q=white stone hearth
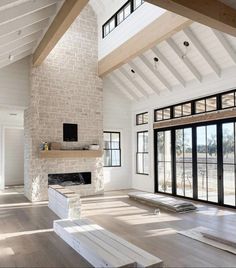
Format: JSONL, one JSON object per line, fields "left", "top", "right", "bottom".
{"left": 24, "top": 4, "right": 103, "bottom": 202}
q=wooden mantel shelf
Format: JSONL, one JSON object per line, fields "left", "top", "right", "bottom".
{"left": 39, "top": 150, "right": 102, "bottom": 159}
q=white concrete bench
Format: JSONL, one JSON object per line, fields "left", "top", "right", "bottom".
{"left": 54, "top": 218, "right": 163, "bottom": 268}
{"left": 48, "top": 185, "right": 81, "bottom": 219}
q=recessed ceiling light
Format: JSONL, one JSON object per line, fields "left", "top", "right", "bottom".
{"left": 9, "top": 54, "right": 14, "bottom": 61}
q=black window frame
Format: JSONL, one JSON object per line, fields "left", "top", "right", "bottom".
{"left": 154, "top": 89, "right": 236, "bottom": 123}
{"left": 136, "top": 112, "right": 148, "bottom": 125}
{"left": 103, "top": 131, "right": 121, "bottom": 167}
{"left": 136, "top": 131, "right": 149, "bottom": 175}
{"left": 102, "top": 0, "right": 144, "bottom": 38}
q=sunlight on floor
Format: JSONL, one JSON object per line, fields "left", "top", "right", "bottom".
{"left": 196, "top": 208, "right": 235, "bottom": 216}
{"left": 145, "top": 228, "right": 177, "bottom": 237}
{"left": 0, "top": 247, "right": 14, "bottom": 256}
{"left": 82, "top": 195, "right": 128, "bottom": 201}
{"left": 0, "top": 201, "right": 48, "bottom": 208}
{"left": 116, "top": 213, "right": 181, "bottom": 225}
{"left": 82, "top": 200, "right": 130, "bottom": 210}
{"left": 0, "top": 228, "right": 53, "bottom": 240}
{"left": 83, "top": 206, "right": 148, "bottom": 217}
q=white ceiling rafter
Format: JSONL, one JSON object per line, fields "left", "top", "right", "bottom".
{"left": 0, "top": 5, "right": 57, "bottom": 37}
{"left": 107, "top": 75, "right": 135, "bottom": 101}
{"left": 112, "top": 71, "right": 140, "bottom": 101}
{"left": 212, "top": 29, "right": 236, "bottom": 64}
{"left": 129, "top": 61, "right": 161, "bottom": 95}
{"left": 0, "top": 49, "right": 33, "bottom": 69}
{"left": 166, "top": 38, "right": 202, "bottom": 82}
{"left": 151, "top": 47, "right": 186, "bottom": 87}
{"left": 0, "top": 0, "right": 58, "bottom": 25}
{"left": 0, "top": 41, "right": 37, "bottom": 62}
{"left": 183, "top": 28, "right": 221, "bottom": 77}
{"left": 0, "top": 31, "right": 43, "bottom": 56}
{"left": 0, "top": 19, "right": 50, "bottom": 48}
{"left": 139, "top": 54, "right": 172, "bottom": 91}
{"left": 119, "top": 67, "right": 150, "bottom": 98}
{"left": 0, "top": 0, "right": 63, "bottom": 69}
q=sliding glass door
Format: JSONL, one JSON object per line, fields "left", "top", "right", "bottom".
{"left": 222, "top": 123, "right": 236, "bottom": 206}
{"left": 155, "top": 120, "right": 236, "bottom": 208}
{"left": 196, "top": 125, "right": 218, "bottom": 203}
{"left": 175, "top": 128, "right": 193, "bottom": 198}
{"left": 157, "top": 130, "right": 172, "bottom": 194}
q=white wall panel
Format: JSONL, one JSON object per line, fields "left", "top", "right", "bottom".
{"left": 0, "top": 57, "right": 30, "bottom": 108}
{"left": 103, "top": 79, "right": 132, "bottom": 191}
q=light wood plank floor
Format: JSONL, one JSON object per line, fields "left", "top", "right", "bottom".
{"left": 1, "top": 188, "right": 236, "bottom": 267}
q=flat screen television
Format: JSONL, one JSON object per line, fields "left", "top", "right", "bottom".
{"left": 63, "top": 123, "right": 78, "bottom": 142}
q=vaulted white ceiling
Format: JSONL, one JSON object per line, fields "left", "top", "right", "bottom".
{"left": 105, "top": 21, "right": 236, "bottom": 101}
{"left": 0, "top": 0, "right": 64, "bottom": 69}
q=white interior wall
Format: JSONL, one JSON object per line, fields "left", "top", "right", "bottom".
{"left": 4, "top": 128, "right": 24, "bottom": 186}
{"left": 93, "top": 1, "right": 165, "bottom": 59}
{"left": 0, "top": 111, "right": 24, "bottom": 189}
{"left": 103, "top": 80, "right": 132, "bottom": 191}
{"left": 0, "top": 57, "right": 28, "bottom": 189}
{"left": 0, "top": 57, "right": 30, "bottom": 109}
{"left": 131, "top": 65, "right": 236, "bottom": 193}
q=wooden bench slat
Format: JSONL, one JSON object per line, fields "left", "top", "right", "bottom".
{"left": 75, "top": 219, "right": 163, "bottom": 268}
{"left": 54, "top": 220, "right": 136, "bottom": 268}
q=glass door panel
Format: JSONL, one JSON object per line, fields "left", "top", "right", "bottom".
{"left": 175, "top": 128, "right": 193, "bottom": 198}
{"left": 197, "top": 125, "right": 218, "bottom": 202}
{"left": 222, "top": 123, "right": 236, "bottom": 206}
{"left": 157, "top": 130, "right": 172, "bottom": 193}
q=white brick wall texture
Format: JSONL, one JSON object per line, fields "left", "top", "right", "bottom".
{"left": 24, "top": 4, "right": 103, "bottom": 202}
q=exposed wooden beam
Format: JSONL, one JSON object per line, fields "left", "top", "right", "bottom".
{"left": 146, "top": 0, "right": 236, "bottom": 37}
{"left": 0, "top": 5, "right": 57, "bottom": 37}
{"left": 139, "top": 54, "right": 172, "bottom": 91}
{"left": 129, "top": 62, "right": 160, "bottom": 95}
{"left": 183, "top": 28, "right": 221, "bottom": 77}
{"left": 154, "top": 108, "right": 236, "bottom": 129}
{"left": 151, "top": 47, "right": 186, "bottom": 87}
{"left": 119, "top": 67, "right": 150, "bottom": 98}
{"left": 108, "top": 75, "right": 136, "bottom": 101}
{"left": 0, "top": 19, "right": 50, "bottom": 48}
{"left": 212, "top": 29, "right": 236, "bottom": 64}
{"left": 166, "top": 38, "right": 202, "bottom": 82}
{"left": 98, "top": 12, "right": 192, "bottom": 77}
{"left": 112, "top": 72, "right": 140, "bottom": 101}
{"left": 33, "top": 0, "right": 89, "bottom": 66}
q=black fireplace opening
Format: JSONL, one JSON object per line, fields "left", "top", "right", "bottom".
{"left": 48, "top": 172, "right": 91, "bottom": 186}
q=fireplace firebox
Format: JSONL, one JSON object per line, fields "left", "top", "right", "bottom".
{"left": 48, "top": 172, "right": 91, "bottom": 186}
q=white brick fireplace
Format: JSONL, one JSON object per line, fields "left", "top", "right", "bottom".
{"left": 24, "top": 4, "right": 104, "bottom": 202}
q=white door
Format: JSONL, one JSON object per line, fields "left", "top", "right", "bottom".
{"left": 4, "top": 128, "right": 24, "bottom": 186}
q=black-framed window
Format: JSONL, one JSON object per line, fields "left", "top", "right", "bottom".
{"left": 195, "top": 96, "right": 217, "bottom": 114}
{"left": 103, "top": 132, "right": 121, "bottom": 167}
{"left": 174, "top": 102, "right": 192, "bottom": 118}
{"left": 102, "top": 0, "right": 144, "bottom": 38}
{"left": 137, "top": 131, "right": 149, "bottom": 175}
{"left": 155, "top": 108, "right": 171, "bottom": 121}
{"left": 154, "top": 89, "right": 236, "bottom": 123}
{"left": 136, "top": 112, "right": 148, "bottom": 125}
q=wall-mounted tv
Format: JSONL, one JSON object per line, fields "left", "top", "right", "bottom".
{"left": 63, "top": 123, "right": 78, "bottom": 142}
